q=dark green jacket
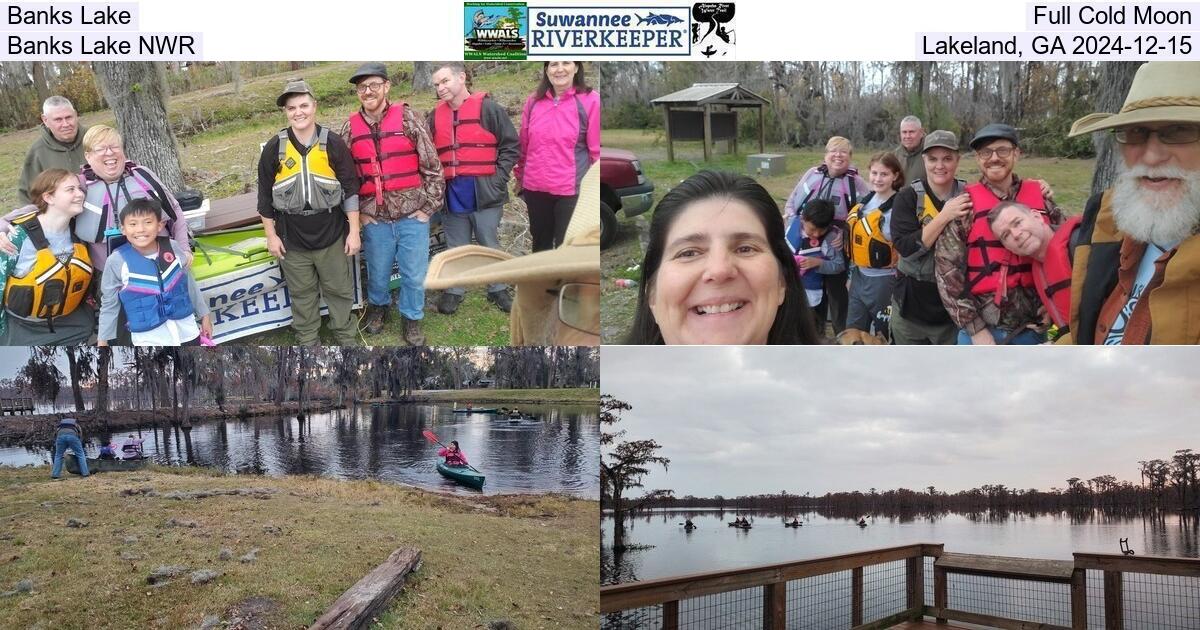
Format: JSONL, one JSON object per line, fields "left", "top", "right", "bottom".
{"left": 19, "top": 124, "right": 89, "bottom": 204}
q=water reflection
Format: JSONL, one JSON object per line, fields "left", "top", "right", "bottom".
{"left": 1, "top": 404, "right": 599, "bottom": 496}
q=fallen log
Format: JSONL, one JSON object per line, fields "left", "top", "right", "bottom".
{"left": 309, "top": 546, "right": 422, "bottom": 630}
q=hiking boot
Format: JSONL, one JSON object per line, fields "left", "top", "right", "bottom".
{"left": 402, "top": 317, "right": 426, "bottom": 346}
{"left": 487, "top": 289, "right": 513, "bottom": 313}
{"left": 437, "top": 292, "right": 464, "bottom": 315}
{"left": 363, "top": 304, "right": 388, "bottom": 335}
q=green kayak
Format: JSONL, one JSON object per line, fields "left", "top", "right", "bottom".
{"left": 437, "top": 461, "right": 485, "bottom": 489}
{"left": 190, "top": 226, "right": 275, "bottom": 282}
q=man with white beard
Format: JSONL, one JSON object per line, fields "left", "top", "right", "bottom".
{"left": 1064, "top": 61, "right": 1200, "bottom": 344}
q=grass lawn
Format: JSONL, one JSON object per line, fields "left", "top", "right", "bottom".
{"left": 0, "top": 466, "right": 598, "bottom": 629}
{"left": 600, "top": 128, "right": 1098, "bottom": 343}
{"left": 0, "top": 61, "right": 549, "bottom": 346}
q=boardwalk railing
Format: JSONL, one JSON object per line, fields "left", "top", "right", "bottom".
{"left": 600, "top": 544, "right": 1200, "bottom": 630}
{"left": 0, "top": 397, "right": 35, "bottom": 416}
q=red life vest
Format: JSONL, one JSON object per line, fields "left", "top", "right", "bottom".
{"left": 1032, "top": 215, "right": 1081, "bottom": 329}
{"left": 348, "top": 103, "right": 421, "bottom": 204}
{"left": 433, "top": 92, "right": 498, "bottom": 179}
{"left": 963, "top": 180, "right": 1047, "bottom": 302}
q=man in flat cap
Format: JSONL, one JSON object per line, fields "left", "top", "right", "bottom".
{"left": 1064, "top": 61, "right": 1200, "bottom": 344}
{"left": 934, "top": 123, "right": 1061, "bottom": 344}
{"left": 340, "top": 63, "right": 445, "bottom": 345}
{"left": 257, "top": 78, "right": 362, "bottom": 346}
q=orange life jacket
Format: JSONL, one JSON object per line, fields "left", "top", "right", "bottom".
{"left": 963, "top": 180, "right": 1047, "bottom": 302}
{"left": 1032, "top": 215, "right": 1081, "bottom": 329}
{"left": 433, "top": 92, "right": 498, "bottom": 179}
{"left": 348, "top": 103, "right": 421, "bottom": 204}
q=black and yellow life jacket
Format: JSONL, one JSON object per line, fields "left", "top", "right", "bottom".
{"left": 2, "top": 214, "right": 93, "bottom": 331}
{"left": 846, "top": 192, "right": 897, "bottom": 269}
{"left": 272, "top": 127, "right": 344, "bottom": 215}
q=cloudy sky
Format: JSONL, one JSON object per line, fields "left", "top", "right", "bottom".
{"left": 602, "top": 347, "right": 1200, "bottom": 498}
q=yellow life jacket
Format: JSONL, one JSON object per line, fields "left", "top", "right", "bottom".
{"left": 2, "top": 214, "right": 93, "bottom": 329}
{"left": 271, "top": 127, "right": 344, "bottom": 215}
{"left": 846, "top": 193, "right": 897, "bottom": 269}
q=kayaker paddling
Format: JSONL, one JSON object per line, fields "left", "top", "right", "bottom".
{"left": 438, "top": 440, "right": 468, "bottom": 467}
{"left": 422, "top": 429, "right": 486, "bottom": 490}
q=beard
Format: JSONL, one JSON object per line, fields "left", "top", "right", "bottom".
{"left": 1111, "top": 163, "right": 1200, "bottom": 247}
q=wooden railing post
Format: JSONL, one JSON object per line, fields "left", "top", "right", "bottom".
{"left": 1103, "top": 570, "right": 1123, "bottom": 630}
{"left": 1070, "top": 568, "right": 1087, "bottom": 630}
{"left": 663, "top": 599, "right": 679, "bottom": 630}
{"left": 906, "top": 556, "right": 925, "bottom": 612}
{"left": 761, "top": 581, "right": 786, "bottom": 630}
{"left": 934, "top": 565, "right": 948, "bottom": 624}
{"left": 851, "top": 567, "right": 864, "bottom": 626}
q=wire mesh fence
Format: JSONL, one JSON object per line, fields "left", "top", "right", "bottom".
{"left": 1121, "top": 571, "right": 1200, "bottom": 629}
{"left": 602, "top": 604, "right": 663, "bottom": 630}
{"left": 863, "top": 560, "right": 909, "bottom": 623}
{"left": 786, "top": 570, "right": 851, "bottom": 630}
{"left": 679, "top": 586, "right": 765, "bottom": 629}
{"left": 942, "top": 572, "right": 1072, "bottom": 627}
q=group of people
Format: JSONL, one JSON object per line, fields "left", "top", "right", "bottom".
{"left": 626, "top": 61, "right": 1200, "bottom": 345}
{"left": 1, "top": 60, "right": 602, "bottom": 347}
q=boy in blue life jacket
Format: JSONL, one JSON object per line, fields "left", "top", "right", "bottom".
{"left": 98, "top": 198, "right": 211, "bottom": 346}
{"left": 792, "top": 199, "right": 846, "bottom": 330}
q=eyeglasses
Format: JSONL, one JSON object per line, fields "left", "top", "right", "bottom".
{"left": 1113, "top": 124, "right": 1200, "bottom": 145}
{"left": 356, "top": 81, "right": 388, "bottom": 94}
{"left": 976, "top": 146, "right": 1015, "bottom": 159}
{"left": 547, "top": 282, "right": 599, "bottom": 335}
{"left": 90, "top": 145, "right": 123, "bottom": 155}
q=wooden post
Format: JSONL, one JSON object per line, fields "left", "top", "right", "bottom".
{"left": 663, "top": 105, "right": 674, "bottom": 163}
{"left": 758, "top": 105, "right": 765, "bottom": 153}
{"left": 731, "top": 107, "right": 739, "bottom": 156}
{"left": 1103, "top": 570, "right": 1123, "bottom": 630}
{"left": 663, "top": 600, "right": 680, "bottom": 630}
{"left": 851, "top": 567, "right": 864, "bottom": 626}
{"left": 1070, "top": 568, "right": 1087, "bottom": 630}
{"left": 703, "top": 104, "right": 713, "bottom": 162}
{"left": 906, "top": 556, "right": 925, "bottom": 612}
{"left": 761, "top": 581, "right": 786, "bottom": 629}
{"left": 934, "top": 565, "right": 947, "bottom": 624}
{"left": 309, "top": 547, "right": 421, "bottom": 630}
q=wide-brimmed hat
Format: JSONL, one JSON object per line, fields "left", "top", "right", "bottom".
{"left": 425, "top": 164, "right": 600, "bottom": 290}
{"left": 1069, "top": 62, "right": 1200, "bottom": 137}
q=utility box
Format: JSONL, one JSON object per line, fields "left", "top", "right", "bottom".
{"left": 747, "top": 153, "right": 787, "bottom": 178}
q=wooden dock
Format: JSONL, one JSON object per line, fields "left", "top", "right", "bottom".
{"left": 0, "top": 398, "right": 35, "bottom": 416}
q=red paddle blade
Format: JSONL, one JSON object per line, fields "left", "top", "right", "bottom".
{"left": 422, "top": 430, "right": 440, "bottom": 444}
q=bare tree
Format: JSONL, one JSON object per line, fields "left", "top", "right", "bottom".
{"left": 91, "top": 61, "right": 186, "bottom": 193}
{"left": 411, "top": 61, "right": 432, "bottom": 92}
{"left": 1088, "top": 62, "right": 1142, "bottom": 196}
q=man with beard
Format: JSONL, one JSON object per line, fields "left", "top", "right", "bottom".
{"left": 1064, "top": 61, "right": 1200, "bottom": 344}
{"left": 934, "top": 123, "right": 1060, "bottom": 344}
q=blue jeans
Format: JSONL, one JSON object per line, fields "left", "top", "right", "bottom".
{"left": 957, "top": 327, "right": 1045, "bottom": 345}
{"left": 362, "top": 218, "right": 429, "bottom": 321}
{"left": 51, "top": 433, "right": 88, "bottom": 478}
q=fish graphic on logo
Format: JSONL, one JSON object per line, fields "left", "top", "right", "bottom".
{"left": 636, "top": 12, "right": 685, "bottom": 26}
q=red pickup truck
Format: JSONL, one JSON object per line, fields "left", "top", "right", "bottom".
{"left": 600, "top": 147, "right": 655, "bottom": 249}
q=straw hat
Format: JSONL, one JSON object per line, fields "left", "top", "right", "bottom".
{"left": 425, "top": 163, "right": 600, "bottom": 289}
{"left": 1069, "top": 62, "right": 1200, "bottom": 137}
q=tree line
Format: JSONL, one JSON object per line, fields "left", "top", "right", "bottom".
{"left": 599, "top": 61, "right": 1140, "bottom": 160}
{"left": 3, "top": 346, "right": 599, "bottom": 425}
{"left": 627, "top": 449, "right": 1200, "bottom": 516}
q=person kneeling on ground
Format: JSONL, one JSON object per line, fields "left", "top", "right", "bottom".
{"left": 425, "top": 163, "right": 601, "bottom": 346}
{"left": 438, "top": 440, "right": 468, "bottom": 466}
{"left": 988, "top": 201, "right": 1083, "bottom": 333}
{"left": 98, "top": 199, "right": 211, "bottom": 347}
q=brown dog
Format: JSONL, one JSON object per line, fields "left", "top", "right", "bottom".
{"left": 837, "top": 328, "right": 888, "bottom": 345}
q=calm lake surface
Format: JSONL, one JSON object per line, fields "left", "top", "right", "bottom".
{"left": 602, "top": 508, "right": 1200, "bottom": 583}
{"left": 0, "top": 403, "right": 599, "bottom": 496}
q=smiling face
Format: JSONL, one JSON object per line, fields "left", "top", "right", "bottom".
{"left": 84, "top": 135, "right": 125, "bottom": 183}
{"left": 41, "top": 175, "right": 85, "bottom": 218}
{"left": 545, "top": 61, "right": 577, "bottom": 93}
{"left": 284, "top": 94, "right": 317, "bottom": 135}
{"left": 923, "top": 148, "right": 960, "bottom": 189}
{"left": 42, "top": 106, "right": 79, "bottom": 144}
{"left": 119, "top": 210, "right": 164, "bottom": 252}
{"left": 974, "top": 139, "right": 1019, "bottom": 186}
{"left": 825, "top": 145, "right": 850, "bottom": 176}
{"left": 432, "top": 67, "right": 468, "bottom": 105}
{"left": 868, "top": 161, "right": 899, "bottom": 195}
{"left": 648, "top": 196, "right": 785, "bottom": 345}
{"left": 354, "top": 76, "right": 390, "bottom": 116}
{"left": 1112, "top": 123, "right": 1200, "bottom": 245}
{"left": 992, "top": 204, "right": 1051, "bottom": 259}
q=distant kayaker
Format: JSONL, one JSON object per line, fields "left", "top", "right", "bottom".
{"left": 857, "top": 517, "right": 868, "bottom": 526}
{"left": 790, "top": 517, "right": 801, "bottom": 526}
{"left": 438, "top": 440, "right": 469, "bottom": 467}
{"left": 684, "top": 518, "right": 695, "bottom": 529}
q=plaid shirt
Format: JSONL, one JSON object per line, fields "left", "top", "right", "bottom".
{"left": 339, "top": 103, "right": 445, "bottom": 223}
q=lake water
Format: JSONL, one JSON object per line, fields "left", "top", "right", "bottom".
{"left": 0, "top": 403, "right": 600, "bottom": 496}
{"left": 602, "top": 510, "right": 1200, "bottom": 629}
{"left": 602, "top": 509, "right": 1200, "bottom": 584}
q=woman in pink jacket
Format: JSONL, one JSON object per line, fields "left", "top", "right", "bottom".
{"left": 514, "top": 61, "right": 601, "bottom": 252}
{"left": 438, "top": 440, "right": 469, "bottom": 467}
